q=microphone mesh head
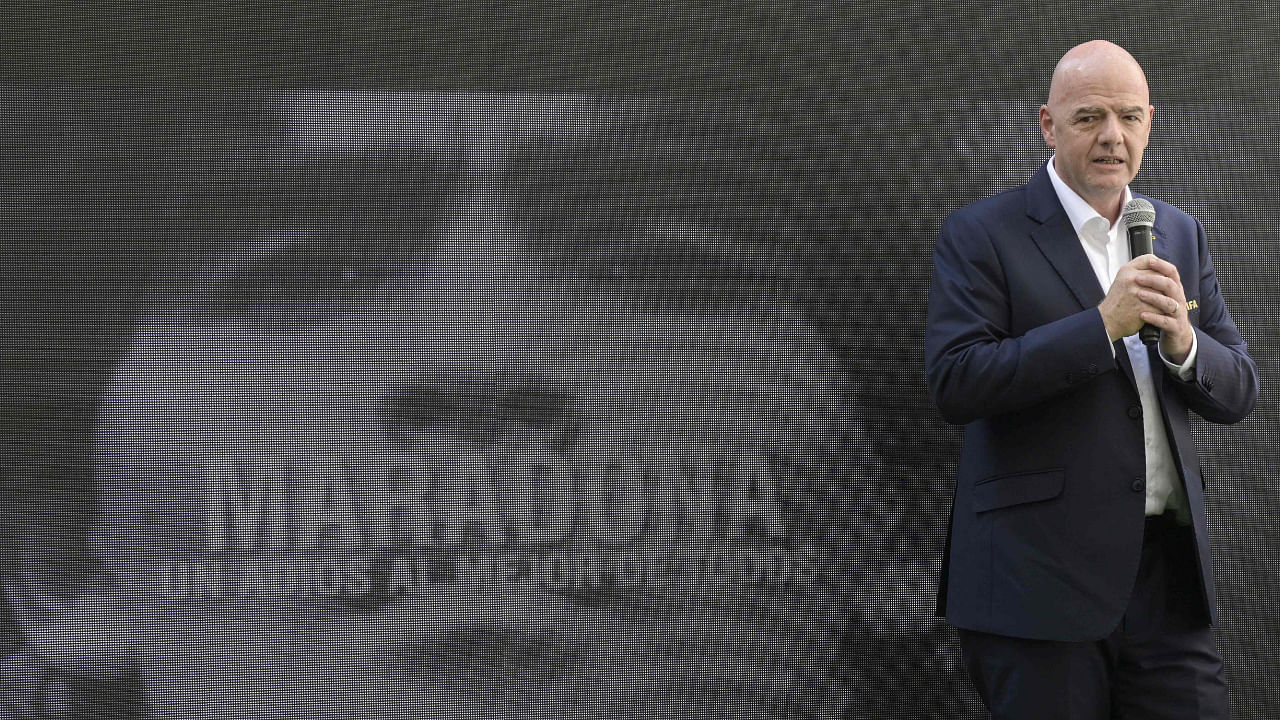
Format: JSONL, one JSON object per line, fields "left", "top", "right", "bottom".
{"left": 1122, "top": 198, "right": 1155, "bottom": 227}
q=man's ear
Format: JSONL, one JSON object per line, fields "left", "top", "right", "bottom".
{"left": 1039, "top": 105, "right": 1056, "bottom": 148}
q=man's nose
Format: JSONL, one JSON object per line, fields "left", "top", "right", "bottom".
{"left": 1098, "top": 114, "right": 1125, "bottom": 144}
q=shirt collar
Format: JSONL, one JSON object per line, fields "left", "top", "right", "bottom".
{"left": 1046, "top": 155, "right": 1132, "bottom": 244}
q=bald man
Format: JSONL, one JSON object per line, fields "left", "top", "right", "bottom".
{"left": 925, "top": 41, "right": 1257, "bottom": 718}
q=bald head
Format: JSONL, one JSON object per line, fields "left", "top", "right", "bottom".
{"left": 1039, "top": 40, "right": 1154, "bottom": 221}
{"left": 1048, "top": 40, "right": 1150, "bottom": 110}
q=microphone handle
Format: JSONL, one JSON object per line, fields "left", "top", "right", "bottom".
{"left": 1139, "top": 320, "right": 1161, "bottom": 346}
{"left": 1128, "top": 224, "right": 1160, "bottom": 345}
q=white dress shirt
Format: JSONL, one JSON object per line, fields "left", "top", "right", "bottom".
{"left": 1046, "top": 156, "right": 1197, "bottom": 523}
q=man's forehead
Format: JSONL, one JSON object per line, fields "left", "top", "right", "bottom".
{"left": 1049, "top": 53, "right": 1150, "bottom": 109}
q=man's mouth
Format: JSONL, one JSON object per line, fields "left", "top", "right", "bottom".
{"left": 1094, "top": 157, "right": 1124, "bottom": 164}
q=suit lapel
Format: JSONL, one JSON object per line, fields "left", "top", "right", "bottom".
{"left": 1138, "top": 192, "right": 1176, "bottom": 394}
{"left": 1114, "top": 339, "right": 1138, "bottom": 389}
{"left": 1029, "top": 215, "right": 1107, "bottom": 310}
{"left": 1147, "top": 342, "right": 1164, "bottom": 395}
{"left": 1151, "top": 220, "right": 1172, "bottom": 268}
{"left": 1025, "top": 164, "right": 1138, "bottom": 388}
{"left": 1025, "top": 165, "right": 1106, "bottom": 311}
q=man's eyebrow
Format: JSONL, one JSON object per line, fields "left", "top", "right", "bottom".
{"left": 1071, "top": 105, "right": 1146, "bottom": 117}
{"left": 507, "top": 160, "right": 805, "bottom": 303}
{"left": 1071, "top": 106, "right": 1105, "bottom": 117}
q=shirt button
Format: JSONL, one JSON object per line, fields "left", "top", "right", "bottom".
{"left": 1127, "top": 405, "right": 1142, "bottom": 419}
{"left": 1131, "top": 479, "right": 1146, "bottom": 492}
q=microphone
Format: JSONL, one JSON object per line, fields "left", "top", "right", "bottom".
{"left": 1122, "top": 198, "right": 1160, "bottom": 346}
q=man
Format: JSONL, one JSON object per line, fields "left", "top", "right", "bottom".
{"left": 3, "top": 93, "right": 857, "bottom": 718}
{"left": 925, "top": 41, "right": 1258, "bottom": 718}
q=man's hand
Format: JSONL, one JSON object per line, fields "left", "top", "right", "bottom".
{"left": 1099, "top": 255, "right": 1194, "bottom": 363}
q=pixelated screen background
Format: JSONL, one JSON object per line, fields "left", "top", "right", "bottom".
{"left": 1, "top": 4, "right": 1277, "bottom": 719}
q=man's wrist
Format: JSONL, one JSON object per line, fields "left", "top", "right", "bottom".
{"left": 1161, "top": 330, "right": 1198, "bottom": 380}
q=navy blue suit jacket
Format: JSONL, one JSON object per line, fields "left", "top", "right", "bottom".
{"left": 924, "top": 164, "right": 1258, "bottom": 642}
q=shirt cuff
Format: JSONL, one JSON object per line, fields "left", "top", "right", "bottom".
{"left": 1160, "top": 331, "right": 1198, "bottom": 381}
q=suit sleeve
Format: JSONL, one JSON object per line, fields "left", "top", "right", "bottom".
{"left": 923, "top": 209, "right": 1116, "bottom": 425}
{"left": 1164, "top": 217, "right": 1258, "bottom": 424}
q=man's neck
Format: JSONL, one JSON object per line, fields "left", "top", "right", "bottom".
{"left": 1047, "top": 157, "right": 1126, "bottom": 225}
{"left": 1087, "top": 194, "right": 1124, "bottom": 225}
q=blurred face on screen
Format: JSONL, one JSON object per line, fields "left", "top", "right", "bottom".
{"left": 83, "top": 94, "right": 853, "bottom": 719}
{"left": 1039, "top": 41, "right": 1153, "bottom": 218}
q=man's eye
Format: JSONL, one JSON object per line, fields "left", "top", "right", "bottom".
{"left": 199, "top": 237, "right": 422, "bottom": 328}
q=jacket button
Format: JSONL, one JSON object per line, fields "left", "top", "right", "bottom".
{"left": 1127, "top": 405, "right": 1142, "bottom": 419}
{"left": 1088, "top": 363, "right": 1099, "bottom": 375}
{"left": 1131, "top": 478, "right": 1145, "bottom": 492}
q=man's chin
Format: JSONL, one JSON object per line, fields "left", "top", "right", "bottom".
{"left": 1089, "top": 164, "right": 1138, "bottom": 186}
{"left": 1080, "top": 178, "right": 1134, "bottom": 209}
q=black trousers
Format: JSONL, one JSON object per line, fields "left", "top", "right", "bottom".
{"left": 958, "top": 513, "right": 1229, "bottom": 719}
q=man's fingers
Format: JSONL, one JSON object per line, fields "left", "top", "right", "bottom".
{"left": 1140, "top": 311, "right": 1168, "bottom": 330}
{"left": 1135, "top": 290, "right": 1173, "bottom": 314}
{"left": 1133, "top": 253, "right": 1181, "bottom": 282}
{"left": 1131, "top": 271, "right": 1186, "bottom": 304}
{"left": 1138, "top": 287, "right": 1185, "bottom": 314}
{"left": 1141, "top": 310, "right": 1186, "bottom": 331}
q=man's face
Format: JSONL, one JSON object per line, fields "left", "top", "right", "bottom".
{"left": 83, "top": 94, "right": 856, "bottom": 718}
{"left": 1040, "top": 59, "right": 1153, "bottom": 215}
